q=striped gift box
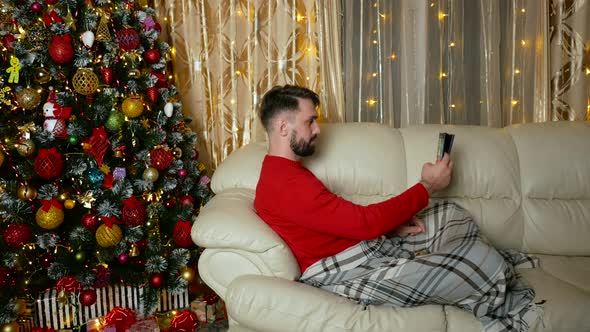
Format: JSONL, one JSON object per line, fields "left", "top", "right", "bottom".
{"left": 34, "top": 285, "right": 189, "bottom": 330}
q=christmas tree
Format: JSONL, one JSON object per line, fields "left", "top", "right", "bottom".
{"left": 0, "top": 0, "right": 211, "bottom": 326}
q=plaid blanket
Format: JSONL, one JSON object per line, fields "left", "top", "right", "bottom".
{"left": 299, "top": 202, "right": 543, "bottom": 332}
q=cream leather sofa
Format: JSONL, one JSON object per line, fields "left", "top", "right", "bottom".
{"left": 191, "top": 122, "right": 590, "bottom": 332}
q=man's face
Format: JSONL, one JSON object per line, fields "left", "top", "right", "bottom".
{"left": 289, "top": 98, "right": 320, "bottom": 157}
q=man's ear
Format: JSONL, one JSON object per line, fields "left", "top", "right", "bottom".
{"left": 278, "top": 117, "right": 290, "bottom": 137}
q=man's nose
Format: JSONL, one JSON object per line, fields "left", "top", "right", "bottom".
{"left": 312, "top": 123, "right": 320, "bottom": 135}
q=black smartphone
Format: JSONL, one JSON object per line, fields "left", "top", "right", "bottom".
{"left": 437, "top": 132, "right": 455, "bottom": 160}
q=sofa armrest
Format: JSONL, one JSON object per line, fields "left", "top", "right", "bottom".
{"left": 192, "top": 188, "right": 300, "bottom": 295}
{"left": 226, "top": 275, "right": 446, "bottom": 332}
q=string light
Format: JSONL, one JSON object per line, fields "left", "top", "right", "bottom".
{"left": 430, "top": 3, "right": 435, "bottom": 8}
{"left": 237, "top": 9, "right": 243, "bottom": 17}
{"left": 440, "top": 72, "right": 448, "bottom": 79}
{"left": 438, "top": 12, "right": 448, "bottom": 21}
{"left": 296, "top": 13, "right": 305, "bottom": 22}
{"left": 450, "top": 104, "right": 456, "bottom": 108}
{"left": 521, "top": 40, "right": 527, "bottom": 46}
{"left": 372, "top": 40, "right": 378, "bottom": 45}
{"left": 366, "top": 98, "right": 377, "bottom": 106}
{"left": 514, "top": 69, "right": 521, "bottom": 74}
{"left": 235, "top": 70, "right": 241, "bottom": 76}
{"left": 521, "top": 8, "right": 526, "bottom": 13}
{"left": 511, "top": 100, "right": 519, "bottom": 106}
{"left": 390, "top": 53, "right": 397, "bottom": 60}
{"left": 372, "top": 72, "right": 378, "bottom": 77}
{"left": 449, "top": 42, "right": 455, "bottom": 47}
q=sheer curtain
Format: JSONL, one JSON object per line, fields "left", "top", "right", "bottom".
{"left": 344, "top": 0, "right": 589, "bottom": 127}
{"left": 154, "top": 0, "right": 344, "bottom": 169}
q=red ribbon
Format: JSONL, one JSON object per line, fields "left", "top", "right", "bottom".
{"left": 40, "top": 198, "right": 62, "bottom": 212}
{"left": 43, "top": 11, "right": 64, "bottom": 27}
{"left": 122, "top": 196, "right": 143, "bottom": 209}
{"left": 56, "top": 276, "right": 81, "bottom": 293}
{"left": 103, "top": 172, "right": 114, "bottom": 188}
{"left": 104, "top": 306, "right": 136, "bottom": 332}
{"left": 37, "top": 147, "right": 61, "bottom": 160}
{"left": 175, "top": 219, "right": 192, "bottom": 234}
{"left": 168, "top": 310, "right": 199, "bottom": 332}
{"left": 101, "top": 216, "right": 122, "bottom": 229}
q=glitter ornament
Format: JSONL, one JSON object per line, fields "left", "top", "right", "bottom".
{"left": 85, "top": 167, "right": 105, "bottom": 189}
{"left": 122, "top": 96, "right": 144, "bottom": 118}
{"left": 96, "top": 223, "right": 123, "bottom": 247}
{"left": 81, "top": 30, "right": 95, "bottom": 48}
{"left": 142, "top": 167, "right": 159, "bottom": 182}
{"left": 95, "top": 15, "right": 111, "bottom": 42}
{"left": 49, "top": 35, "right": 74, "bottom": 64}
{"left": 150, "top": 148, "right": 173, "bottom": 170}
{"left": 15, "top": 139, "right": 35, "bottom": 157}
{"left": 115, "top": 27, "right": 140, "bottom": 51}
{"left": 81, "top": 213, "right": 100, "bottom": 232}
{"left": 79, "top": 289, "right": 97, "bottom": 306}
{"left": 3, "top": 223, "right": 33, "bottom": 247}
{"left": 113, "top": 167, "right": 126, "bottom": 180}
{"left": 16, "top": 87, "right": 41, "bottom": 110}
{"left": 73, "top": 68, "right": 99, "bottom": 95}
{"left": 36, "top": 199, "right": 64, "bottom": 230}
{"left": 146, "top": 86, "right": 158, "bottom": 103}
{"left": 105, "top": 111, "right": 123, "bottom": 132}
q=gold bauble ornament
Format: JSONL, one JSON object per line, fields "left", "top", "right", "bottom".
{"left": 96, "top": 224, "right": 123, "bottom": 247}
{"left": 14, "top": 299, "right": 27, "bottom": 315}
{"left": 72, "top": 68, "right": 99, "bottom": 95}
{"left": 64, "top": 199, "right": 76, "bottom": 209}
{"left": 15, "top": 139, "right": 35, "bottom": 157}
{"left": 172, "top": 147, "right": 182, "bottom": 159}
{"left": 142, "top": 167, "right": 159, "bottom": 182}
{"left": 128, "top": 68, "right": 141, "bottom": 78}
{"left": 17, "top": 185, "right": 38, "bottom": 201}
{"left": 129, "top": 242, "right": 140, "bottom": 257}
{"left": 16, "top": 87, "right": 41, "bottom": 110}
{"left": 58, "top": 192, "right": 69, "bottom": 202}
{"left": 35, "top": 66, "right": 52, "bottom": 84}
{"left": 180, "top": 266, "right": 196, "bottom": 282}
{"left": 36, "top": 204, "right": 65, "bottom": 230}
{"left": 122, "top": 96, "right": 144, "bottom": 118}
{"left": 1, "top": 321, "right": 19, "bottom": 332}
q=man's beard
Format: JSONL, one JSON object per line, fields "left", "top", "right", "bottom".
{"left": 290, "top": 131, "right": 316, "bottom": 157}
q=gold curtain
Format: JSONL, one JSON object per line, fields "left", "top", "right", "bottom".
{"left": 154, "top": 0, "right": 344, "bottom": 169}
{"left": 343, "top": 0, "right": 589, "bottom": 127}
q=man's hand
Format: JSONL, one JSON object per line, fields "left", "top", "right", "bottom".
{"left": 393, "top": 216, "right": 426, "bottom": 238}
{"left": 420, "top": 153, "right": 453, "bottom": 195}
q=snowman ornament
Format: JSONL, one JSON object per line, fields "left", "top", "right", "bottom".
{"left": 43, "top": 90, "right": 72, "bottom": 139}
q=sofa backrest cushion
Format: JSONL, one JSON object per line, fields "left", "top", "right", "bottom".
{"left": 209, "top": 122, "right": 590, "bottom": 259}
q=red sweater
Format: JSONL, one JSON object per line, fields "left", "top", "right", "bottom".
{"left": 254, "top": 155, "right": 429, "bottom": 273}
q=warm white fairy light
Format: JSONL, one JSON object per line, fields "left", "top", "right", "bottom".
{"left": 514, "top": 69, "right": 521, "bottom": 74}
{"left": 511, "top": 100, "right": 519, "bottom": 106}
{"left": 366, "top": 98, "right": 377, "bottom": 106}
{"left": 449, "top": 42, "right": 455, "bottom": 47}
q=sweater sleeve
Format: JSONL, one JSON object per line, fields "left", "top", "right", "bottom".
{"left": 284, "top": 169, "right": 430, "bottom": 240}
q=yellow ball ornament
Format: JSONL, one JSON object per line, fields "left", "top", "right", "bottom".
{"left": 15, "top": 139, "right": 36, "bottom": 157}
{"left": 142, "top": 167, "right": 159, "bottom": 182}
{"left": 1, "top": 321, "right": 19, "bottom": 332}
{"left": 96, "top": 224, "right": 123, "bottom": 247}
{"left": 64, "top": 199, "right": 76, "bottom": 209}
{"left": 180, "top": 266, "right": 196, "bottom": 282}
{"left": 122, "top": 96, "right": 144, "bottom": 118}
{"left": 72, "top": 68, "right": 99, "bottom": 95}
{"left": 36, "top": 201, "right": 64, "bottom": 230}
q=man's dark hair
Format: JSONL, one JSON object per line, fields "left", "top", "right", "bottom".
{"left": 259, "top": 85, "right": 320, "bottom": 131}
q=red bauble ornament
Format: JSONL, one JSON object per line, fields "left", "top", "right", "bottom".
{"left": 145, "top": 86, "right": 158, "bottom": 104}
{"left": 115, "top": 27, "right": 140, "bottom": 51}
{"left": 101, "top": 67, "right": 114, "bottom": 85}
{"left": 173, "top": 219, "right": 194, "bottom": 248}
{"left": 150, "top": 148, "right": 174, "bottom": 170}
{"left": 149, "top": 273, "right": 165, "bottom": 288}
{"left": 31, "top": 2, "right": 43, "bottom": 12}
{"left": 81, "top": 213, "right": 100, "bottom": 232}
{"left": 163, "top": 198, "right": 176, "bottom": 209}
{"left": 79, "top": 289, "right": 98, "bottom": 306}
{"left": 49, "top": 35, "right": 74, "bottom": 64}
{"left": 117, "top": 253, "right": 129, "bottom": 264}
{"left": 40, "top": 252, "right": 56, "bottom": 269}
{"left": 179, "top": 195, "right": 194, "bottom": 207}
{"left": 144, "top": 49, "right": 161, "bottom": 64}
{"left": 3, "top": 223, "right": 33, "bottom": 247}
{"left": 178, "top": 169, "right": 188, "bottom": 177}
{"left": 0, "top": 266, "right": 12, "bottom": 288}
{"left": 122, "top": 196, "right": 146, "bottom": 227}
{"left": 34, "top": 147, "right": 63, "bottom": 179}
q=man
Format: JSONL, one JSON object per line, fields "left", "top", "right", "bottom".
{"left": 254, "top": 85, "right": 541, "bottom": 332}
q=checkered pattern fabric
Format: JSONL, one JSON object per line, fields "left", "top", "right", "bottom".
{"left": 300, "top": 202, "right": 542, "bottom": 332}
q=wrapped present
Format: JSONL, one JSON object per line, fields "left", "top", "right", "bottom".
{"left": 126, "top": 317, "right": 158, "bottom": 332}
{"left": 190, "top": 294, "right": 226, "bottom": 324}
{"left": 35, "top": 285, "right": 189, "bottom": 330}
{"left": 86, "top": 312, "right": 157, "bottom": 332}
